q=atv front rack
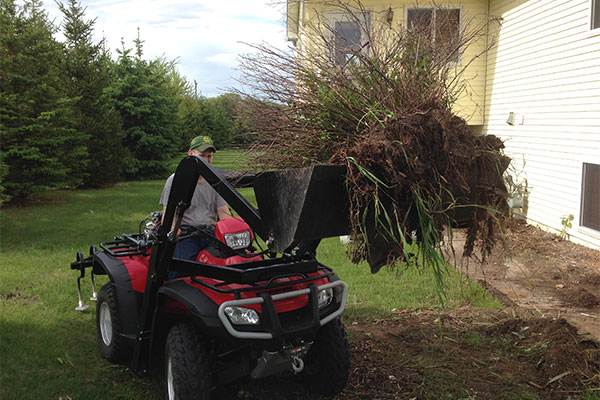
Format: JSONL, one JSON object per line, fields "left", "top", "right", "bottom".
{"left": 98, "top": 233, "right": 327, "bottom": 286}
{"left": 190, "top": 267, "right": 335, "bottom": 296}
{"left": 170, "top": 256, "right": 322, "bottom": 284}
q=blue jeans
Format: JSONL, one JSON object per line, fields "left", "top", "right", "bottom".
{"left": 173, "top": 237, "right": 213, "bottom": 260}
{"left": 169, "top": 234, "right": 213, "bottom": 280}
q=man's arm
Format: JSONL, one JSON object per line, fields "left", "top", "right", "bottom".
{"left": 217, "top": 205, "right": 232, "bottom": 221}
{"left": 161, "top": 205, "right": 182, "bottom": 237}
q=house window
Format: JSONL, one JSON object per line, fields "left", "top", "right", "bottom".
{"left": 592, "top": 0, "right": 600, "bottom": 30}
{"left": 334, "top": 20, "right": 362, "bottom": 65}
{"left": 326, "top": 12, "right": 371, "bottom": 66}
{"left": 580, "top": 163, "right": 600, "bottom": 231}
{"left": 407, "top": 7, "right": 461, "bottom": 63}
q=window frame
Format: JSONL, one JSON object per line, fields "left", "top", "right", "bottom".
{"left": 323, "top": 9, "right": 372, "bottom": 66}
{"left": 579, "top": 161, "right": 600, "bottom": 234}
{"left": 405, "top": 5, "right": 464, "bottom": 65}
{"left": 590, "top": 0, "right": 600, "bottom": 34}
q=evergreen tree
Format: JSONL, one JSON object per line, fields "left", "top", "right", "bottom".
{"left": 177, "top": 94, "right": 204, "bottom": 151}
{"left": 0, "top": 0, "right": 87, "bottom": 201}
{"left": 177, "top": 93, "right": 255, "bottom": 149}
{"left": 203, "top": 97, "right": 234, "bottom": 146}
{"left": 107, "top": 35, "right": 178, "bottom": 179}
{"left": 58, "top": 0, "right": 126, "bottom": 187}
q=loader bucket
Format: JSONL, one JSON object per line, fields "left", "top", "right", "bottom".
{"left": 254, "top": 165, "right": 350, "bottom": 252}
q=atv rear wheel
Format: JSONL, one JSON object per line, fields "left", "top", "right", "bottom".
{"left": 165, "top": 323, "right": 211, "bottom": 400}
{"left": 96, "top": 283, "right": 128, "bottom": 364}
{"left": 301, "top": 317, "right": 351, "bottom": 396}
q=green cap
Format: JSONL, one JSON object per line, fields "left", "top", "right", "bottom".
{"left": 189, "top": 135, "right": 216, "bottom": 152}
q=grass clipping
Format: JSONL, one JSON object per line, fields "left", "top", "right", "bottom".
{"left": 237, "top": 2, "right": 509, "bottom": 280}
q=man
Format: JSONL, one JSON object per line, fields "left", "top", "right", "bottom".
{"left": 159, "top": 135, "right": 232, "bottom": 261}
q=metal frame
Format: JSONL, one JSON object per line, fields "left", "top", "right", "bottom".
{"left": 217, "top": 281, "right": 348, "bottom": 340}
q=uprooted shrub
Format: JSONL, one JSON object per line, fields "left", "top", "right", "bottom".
{"left": 236, "top": 1, "right": 508, "bottom": 290}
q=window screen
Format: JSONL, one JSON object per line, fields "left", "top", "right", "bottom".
{"left": 334, "top": 21, "right": 361, "bottom": 65}
{"left": 581, "top": 162, "right": 600, "bottom": 231}
{"left": 407, "top": 8, "right": 461, "bottom": 62}
{"left": 593, "top": 0, "right": 600, "bottom": 30}
{"left": 407, "top": 9, "right": 433, "bottom": 32}
{"left": 436, "top": 9, "right": 460, "bottom": 62}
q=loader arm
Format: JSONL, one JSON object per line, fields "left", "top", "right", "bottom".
{"left": 159, "top": 155, "right": 265, "bottom": 242}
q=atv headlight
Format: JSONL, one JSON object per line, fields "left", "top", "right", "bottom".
{"left": 318, "top": 288, "right": 333, "bottom": 309}
{"left": 224, "top": 230, "right": 251, "bottom": 250}
{"left": 224, "top": 306, "right": 260, "bottom": 325}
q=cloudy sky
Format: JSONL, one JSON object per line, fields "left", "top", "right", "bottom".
{"left": 42, "top": 0, "right": 290, "bottom": 98}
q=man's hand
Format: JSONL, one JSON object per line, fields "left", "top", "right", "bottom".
{"left": 162, "top": 205, "right": 182, "bottom": 237}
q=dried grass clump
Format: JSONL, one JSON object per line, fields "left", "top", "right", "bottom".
{"left": 236, "top": 1, "right": 508, "bottom": 283}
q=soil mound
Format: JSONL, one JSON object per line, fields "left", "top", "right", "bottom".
{"left": 561, "top": 287, "right": 600, "bottom": 309}
{"left": 484, "top": 317, "right": 600, "bottom": 391}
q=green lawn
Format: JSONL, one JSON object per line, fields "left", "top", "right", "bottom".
{"left": 0, "top": 151, "right": 501, "bottom": 399}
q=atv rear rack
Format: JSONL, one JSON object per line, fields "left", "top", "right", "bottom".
{"left": 99, "top": 234, "right": 150, "bottom": 257}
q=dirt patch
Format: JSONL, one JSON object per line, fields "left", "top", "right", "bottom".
{"left": 219, "top": 308, "right": 599, "bottom": 399}
{"left": 453, "top": 219, "right": 600, "bottom": 342}
{"left": 347, "top": 310, "right": 599, "bottom": 399}
{"left": 0, "top": 286, "right": 39, "bottom": 304}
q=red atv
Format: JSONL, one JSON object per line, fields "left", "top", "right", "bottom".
{"left": 71, "top": 156, "right": 352, "bottom": 399}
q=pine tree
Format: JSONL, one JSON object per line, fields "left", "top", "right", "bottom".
{"left": 0, "top": 0, "right": 87, "bottom": 201}
{"left": 178, "top": 95, "right": 205, "bottom": 150}
{"left": 107, "top": 34, "right": 178, "bottom": 179}
{"left": 203, "top": 98, "right": 234, "bottom": 146}
{"left": 58, "top": 0, "right": 126, "bottom": 187}
{"left": 177, "top": 93, "right": 249, "bottom": 149}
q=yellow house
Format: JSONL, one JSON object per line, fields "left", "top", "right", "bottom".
{"left": 287, "top": 0, "right": 600, "bottom": 249}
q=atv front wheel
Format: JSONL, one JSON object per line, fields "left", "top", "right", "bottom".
{"left": 302, "top": 317, "right": 351, "bottom": 396}
{"left": 165, "top": 323, "right": 211, "bottom": 400}
{"left": 96, "top": 283, "right": 129, "bottom": 363}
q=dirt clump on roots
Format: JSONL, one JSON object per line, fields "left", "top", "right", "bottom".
{"left": 330, "top": 109, "right": 510, "bottom": 273}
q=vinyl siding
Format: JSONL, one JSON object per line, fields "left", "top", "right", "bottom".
{"left": 297, "top": 0, "right": 489, "bottom": 124}
{"left": 483, "top": 0, "right": 600, "bottom": 248}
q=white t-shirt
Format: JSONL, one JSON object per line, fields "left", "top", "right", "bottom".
{"left": 159, "top": 174, "right": 227, "bottom": 228}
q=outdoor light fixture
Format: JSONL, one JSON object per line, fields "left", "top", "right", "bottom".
{"left": 506, "top": 112, "right": 515, "bottom": 125}
{"left": 386, "top": 7, "right": 394, "bottom": 25}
